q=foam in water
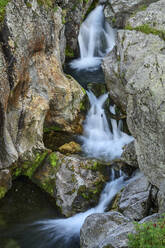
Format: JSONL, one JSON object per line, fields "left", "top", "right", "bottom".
{"left": 70, "top": 5, "right": 115, "bottom": 71}
{"left": 80, "top": 91, "right": 134, "bottom": 161}
{"left": 27, "top": 169, "right": 127, "bottom": 248}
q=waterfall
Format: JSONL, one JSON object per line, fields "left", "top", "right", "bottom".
{"left": 70, "top": 5, "right": 115, "bottom": 71}
{"left": 80, "top": 91, "right": 134, "bottom": 161}
{"left": 23, "top": 169, "right": 128, "bottom": 248}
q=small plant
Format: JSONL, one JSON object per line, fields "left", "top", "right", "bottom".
{"left": 128, "top": 217, "right": 165, "bottom": 248}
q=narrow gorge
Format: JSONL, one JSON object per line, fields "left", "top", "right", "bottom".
{"left": 0, "top": 0, "right": 165, "bottom": 248}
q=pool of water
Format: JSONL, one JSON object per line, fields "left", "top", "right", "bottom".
{"left": 0, "top": 177, "right": 65, "bottom": 248}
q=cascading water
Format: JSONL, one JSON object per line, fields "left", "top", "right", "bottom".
{"left": 70, "top": 5, "right": 115, "bottom": 71}
{"left": 19, "top": 169, "right": 129, "bottom": 248}
{"left": 80, "top": 91, "right": 134, "bottom": 161}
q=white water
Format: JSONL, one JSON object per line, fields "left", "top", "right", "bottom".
{"left": 70, "top": 5, "right": 115, "bottom": 71}
{"left": 31, "top": 170, "right": 127, "bottom": 248}
{"left": 80, "top": 91, "right": 134, "bottom": 161}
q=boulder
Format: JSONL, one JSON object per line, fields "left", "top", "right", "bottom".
{"left": 127, "top": 54, "right": 165, "bottom": 192}
{"left": 102, "top": 30, "right": 165, "bottom": 112}
{"left": 121, "top": 141, "right": 138, "bottom": 168}
{"left": 58, "top": 141, "right": 81, "bottom": 154}
{"left": 119, "top": 173, "right": 150, "bottom": 221}
{"left": 80, "top": 211, "right": 135, "bottom": 248}
{"left": 126, "top": 0, "right": 165, "bottom": 33}
{"left": 33, "top": 152, "right": 109, "bottom": 216}
{"left": 104, "top": 0, "right": 158, "bottom": 28}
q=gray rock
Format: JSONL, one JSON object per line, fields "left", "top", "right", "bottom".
{"left": 33, "top": 152, "right": 109, "bottom": 217}
{"left": 80, "top": 211, "right": 135, "bottom": 248}
{"left": 104, "top": 0, "right": 158, "bottom": 28}
{"left": 102, "top": 30, "right": 165, "bottom": 112}
{"left": 121, "top": 141, "right": 138, "bottom": 168}
{"left": 127, "top": 0, "right": 165, "bottom": 32}
{"left": 119, "top": 173, "right": 150, "bottom": 220}
{"left": 139, "top": 213, "right": 161, "bottom": 224}
{"left": 127, "top": 54, "right": 165, "bottom": 192}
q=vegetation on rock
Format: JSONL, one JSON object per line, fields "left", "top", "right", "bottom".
{"left": 0, "top": 0, "right": 10, "bottom": 22}
{"left": 125, "top": 24, "right": 165, "bottom": 41}
{"left": 128, "top": 217, "right": 165, "bottom": 248}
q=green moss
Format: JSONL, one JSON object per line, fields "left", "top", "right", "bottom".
{"left": 0, "top": 186, "right": 7, "bottom": 199}
{"left": 37, "top": 0, "right": 54, "bottom": 8}
{"left": 25, "top": 2, "right": 32, "bottom": 8}
{"left": 43, "top": 126, "right": 62, "bottom": 133}
{"left": 25, "top": 151, "right": 48, "bottom": 178}
{"left": 41, "top": 180, "right": 54, "bottom": 196}
{"left": 125, "top": 24, "right": 165, "bottom": 41}
{"left": 0, "top": 0, "right": 10, "bottom": 22}
{"left": 65, "top": 46, "right": 75, "bottom": 58}
{"left": 49, "top": 152, "right": 58, "bottom": 167}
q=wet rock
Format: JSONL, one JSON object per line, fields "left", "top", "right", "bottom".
{"left": 121, "top": 141, "right": 138, "bottom": 168}
{"left": 0, "top": 170, "right": 12, "bottom": 199}
{"left": 57, "top": 0, "right": 94, "bottom": 54}
{"left": 119, "top": 173, "right": 150, "bottom": 221}
{"left": 102, "top": 30, "right": 165, "bottom": 112}
{"left": 58, "top": 141, "right": 81, "bottom": 154}
{"left": 80, "top": 211, "right": 135, "bottom": 248}
{"left": 33, "top": 152, "right": 109, "bottom": 216}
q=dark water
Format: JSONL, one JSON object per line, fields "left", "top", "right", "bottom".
{"left": 0, "top": 177, "right": 78, "bottom": 248}
{"left": 64, "top": 62, "right": 105, "bottom": 89}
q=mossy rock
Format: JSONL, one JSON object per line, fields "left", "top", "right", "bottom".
{"left": 125, "top": 24, "right": 165, "bottom": 41}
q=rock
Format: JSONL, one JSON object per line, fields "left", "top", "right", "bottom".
{"left": 119, "top": 173, "right": 150, "bottom": 221}
{"left": 127, "top": 0, "right": 165, "bottom": 33}
{"left": 33, "top": 152, "right": 109, "bottom": 216}
{"left": 139, "top": 213, "right": 161, "bottom": 224}
{"left": 126, "top": 54, "right": 165, "bottom": 192}
{"left": 104, "top": 0, "right": 157, "bottom": 28}
{"left": 58, "top": 141, "right": 81, "bottom": 154}
{"left": 0, "top": 169, "right": 12, "bottom": 199}
{"left": 58, "top": 0, "right": 94, "bottom": 54}
{"left": 102, "top": 30, "right": 165, "bottom": 112}
{"left": 80, "top": 211, "right": 135, "bottom": 248}
{"left": 121, "top": 141, "right": 138, "bottom": 168}
{"left": 0, "top": 45, "right": 18, "bottom": 168}
{"left": 0, "top": 0, "right": 85, "bottom": 170}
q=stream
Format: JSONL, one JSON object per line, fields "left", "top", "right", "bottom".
{"left": 0, "top": 5, "right": 133, "bottom": 248}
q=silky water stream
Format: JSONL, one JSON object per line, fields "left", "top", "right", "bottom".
{"left": 0, "top": 4, "right": 135, "bottom": 248}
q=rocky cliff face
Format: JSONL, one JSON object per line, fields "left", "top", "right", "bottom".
{"left": 0, "top": 0, "right": 87, "bottom": 196}
{"left": 103, "top": 0, "right": 165, "bottom": 207}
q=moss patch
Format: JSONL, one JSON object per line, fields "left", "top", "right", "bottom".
{"left": 37, "top": 0, "right": 54, "bottom": 8}
{"left": 0, "top": 0, "right": 10, "bottom": 22}
{"left": 12, "top": 151, "right": 48, "bottom": 179}
{"left": 49, "top": 152, "right": 58, "bottom": 167}
{"left": 125, "top": 24, "right": 165, "bottom": 41}
{"left": 0, "top": 186, "right": 7, "bottom": 199}
{"left": 43, "top": 126, "right": 62, "bottom": 133}
{"left": 65, "top": 46, "right": 75, "bottom": 58}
